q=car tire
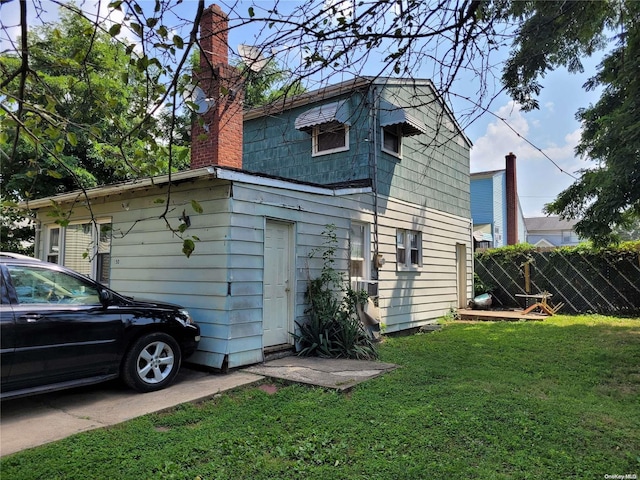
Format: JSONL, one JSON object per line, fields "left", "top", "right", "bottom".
{"left": 122, "top": 332, "right": 182, "bottom": 393}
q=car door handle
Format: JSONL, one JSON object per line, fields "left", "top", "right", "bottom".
{"left": 20, "top": 314, "right": 44, "bottom": 323}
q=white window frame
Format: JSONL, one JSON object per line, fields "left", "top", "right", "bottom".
{"left": 381, "top": 125, "right": 403, "bottom": 158}
{"left": 46, "top": 227, "right": 60, "bottom": 264}
{"left": 44, "top": 219, "right": 112, "bottom": 283}
{"left": 312, "top": 122, "right": 349, "bottom": 156}
{"left": 349, "top": 222, "right": 371, "bottom": 288}
{"left": 396, "top": 228, "right": 422, "bottom": 271}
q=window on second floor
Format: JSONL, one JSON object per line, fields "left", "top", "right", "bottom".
{"left": 382, "top": 125, "right": 402, "bottom": 156}
{"left": 379, "top": 99, "right": 426, "bottom": 160}
{"left": 313, "top": 121, "right": 349, "bottom": 156}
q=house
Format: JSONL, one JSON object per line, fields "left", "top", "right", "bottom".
{"left": 22, "top": 5, "right": 474, "bottom": 370}
{"left": 525, "top": 216, "right": 581, "bottom": 247}
{"left": 470, "top": 153, "right": 527, "bottom": 249}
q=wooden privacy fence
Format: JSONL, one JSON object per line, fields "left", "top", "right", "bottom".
{"left": 474, "top": 246, "right": 640, "bottom": 315}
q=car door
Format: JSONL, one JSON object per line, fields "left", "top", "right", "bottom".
{"left": 0, "top": 266, "right": 16, "bottom": 389}
{"left": 5, "top": 263, "right": 123, "bottom": 391}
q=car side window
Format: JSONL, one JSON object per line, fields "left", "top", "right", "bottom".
{"left": 7, "top": 265, "right": 101, "bottom": 306}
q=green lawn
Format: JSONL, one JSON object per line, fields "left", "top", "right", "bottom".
{"left": 2, "top": 315, "right": 639, "bottom": 479}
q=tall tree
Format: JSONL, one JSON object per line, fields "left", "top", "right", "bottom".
{"left": 544, "top": 1, "right": 639, "bottom": 245}
{"left": 241, "top": 58, "right": 305, "bottom": 109}
{"left": 2, "top": 0, "right": 637, "bottom": 249}
{"left": 1, "top": 4, "right": 191, "bottom": 250}
{"left": 1, "top": 6, "right": 190, "bottom": 201}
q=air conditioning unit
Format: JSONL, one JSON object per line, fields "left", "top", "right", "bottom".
{"left": 357, "top": 280, "right": 378, "bottom": 298}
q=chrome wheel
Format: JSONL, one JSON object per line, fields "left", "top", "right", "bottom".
{"left": 136, "top": 340, "right": 175, "bottom": 384}
{"left": 123, "top": 333, "right": 182, "bottom": 392}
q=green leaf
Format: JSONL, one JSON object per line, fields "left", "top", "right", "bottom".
{"left": 248, "top": 6, "right": 255, "bottom": 17}
{"left": 173, "top": 35, "right": 184, "bottom": 49}
{"left": 182, "top": 239, "right": 195, "bottom": 258}
{"left": 109, "top": 24, "right": 121, "bottom": 36}
{"left": 66, "top": 132, "right": 78, "bottom": 146}
{"left": 46, "top": 170, "right": 63, "bottom": 179}
{"left": 190, "top": 200, "right": 203, "bottom": 214}
{"left": 153, "top": 198, "right": 165, "bottom": 204}
{"left": 130, "top": 22, "right": 142, "bottom": 37}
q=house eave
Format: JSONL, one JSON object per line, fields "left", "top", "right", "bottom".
{"left": 20, "top": 166, "right": 373, "bottom": 211}
{"left": 19, "top": 168, "right": 216, "bottom": 210}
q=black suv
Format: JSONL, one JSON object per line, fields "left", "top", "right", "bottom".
{"left": 0, "top": 254, "right": 200, "bottom": 400}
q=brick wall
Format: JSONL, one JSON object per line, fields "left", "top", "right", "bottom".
{"left": 190, "top": 4, "right": 244, "bottom": 170}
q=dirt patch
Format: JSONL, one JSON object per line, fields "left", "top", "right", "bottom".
{"left": 258, "top": 384, "right": 279, "bottom": 395}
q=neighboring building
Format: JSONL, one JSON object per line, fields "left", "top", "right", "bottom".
{"left": 22, "top": 5, "right": 474, "bottom": 370}
{"left": 525, "top": 216, "right": 581, "bottom": 247}
{"left": 470, "top": 153, "right": 527, "bottom": 249}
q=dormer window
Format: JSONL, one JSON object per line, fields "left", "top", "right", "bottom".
{"left": 295, "top": 100, "right": 351, "bottom": 157}
{"left": 313, "top": 121, "right": 349, "bottom": 155}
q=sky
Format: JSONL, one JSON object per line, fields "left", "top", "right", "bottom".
{"left": 1, "top": 0, "right": 606, "bottom": 218}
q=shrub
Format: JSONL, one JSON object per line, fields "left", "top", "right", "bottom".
{"left": 294, "top": 225, "right": 378, "bottom": 360}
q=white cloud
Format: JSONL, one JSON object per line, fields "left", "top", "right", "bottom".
{"left": 470, "top": 101, "right": 595, "bottom": 217}
{"left": 470, "top": 101, "right": 539, "bottom": 171}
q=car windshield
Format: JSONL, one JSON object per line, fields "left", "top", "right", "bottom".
{"left": 7, "top": 265, "right": 101, "bottom": 305}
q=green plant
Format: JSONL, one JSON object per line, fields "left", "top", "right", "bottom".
{"left": 294, "top": 225, "right": 378, "bottom": 360}
{"left": 473, "top": 272, "right": 494, "bottom": 297}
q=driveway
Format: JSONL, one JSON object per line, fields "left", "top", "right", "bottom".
{"left": 0, "top": 368, "right": 262, "bottom": 457}
{"left": 1, "top": 357, "right": 397, "bottom": 457}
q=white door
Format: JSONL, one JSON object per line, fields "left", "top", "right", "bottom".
{"left": 263, "top": 220, "right": 293, "bottom": 347}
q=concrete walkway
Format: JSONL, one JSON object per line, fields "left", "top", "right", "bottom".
{"left": 0, "top": 356, "right": 396, "bottom": 457}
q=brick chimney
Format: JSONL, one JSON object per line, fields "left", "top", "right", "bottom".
{"left": 505, "top": 152, "right": 518, "bottom": 245}
{"left": 190, "top": 4, "right": 244, "bottom": 170}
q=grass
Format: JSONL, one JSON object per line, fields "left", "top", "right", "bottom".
{"left": 2, "top": 315, "right": 639, "bottom": 479}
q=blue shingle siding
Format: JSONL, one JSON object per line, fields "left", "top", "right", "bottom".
{"left": 244, "top": 94, "right": 371, "bottom": 185}
{"left": 244, "top": 81, "right": 471, "bottom": 219}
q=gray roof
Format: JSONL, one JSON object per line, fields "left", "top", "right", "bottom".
{"left": 525, "top": 216, "right": 578, "bottom": 232}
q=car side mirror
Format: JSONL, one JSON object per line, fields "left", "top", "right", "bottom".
{"left": 99, "top": 289, "right": 113, "bottom": 306}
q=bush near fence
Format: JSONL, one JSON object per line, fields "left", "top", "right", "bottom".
{"left": 474, "top": 241, "right": 640, "bottom": 315}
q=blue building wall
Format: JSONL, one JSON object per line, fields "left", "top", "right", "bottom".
{"left": 470, "top": 177, "right": 494, "bottom": 224}
{"left": 470, "top": 170, "right": 510, "bottom": 247}
{"left": 243, "top": 93, "right": 371, "bottom": 185}
{"left": 243, "top": 79, "right": 471, "bottom": 219}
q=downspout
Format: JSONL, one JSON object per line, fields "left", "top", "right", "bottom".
{"left": 370, "top": 85, "right": 380, "bottom": 285}
{"left": 33, "top": 219, "right": 42, "bottom": 259}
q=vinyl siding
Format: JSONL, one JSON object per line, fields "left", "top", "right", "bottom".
{"left": 470, "top": 177, "right": 494, "bottom": 225}
{"left": 376, "top": 195, "right": 473, "bottom": 332}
